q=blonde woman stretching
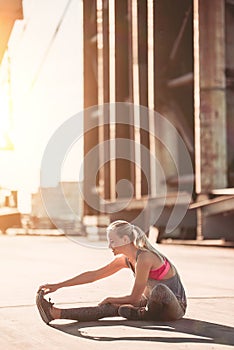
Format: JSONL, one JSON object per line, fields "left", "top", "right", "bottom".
{"left": 36, "top": 220, "right": 187, "bottom": 324}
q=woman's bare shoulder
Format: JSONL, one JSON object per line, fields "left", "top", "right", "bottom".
{"left": 137, "top": 250, "right": 153, "bottom": 266}
{"left": 137, "top": 249, "right": 163, "bottom": 266}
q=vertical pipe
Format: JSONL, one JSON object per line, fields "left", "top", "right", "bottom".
{"left": 147, "top": 0, "right": 156, "bottom": 196}
{"left": 103, "top": 0, "right": 110, "bottom": 199}
{"left": 97, "top": 0, "right": 105, "bottom": 199}
{"left": 128, "top": 0, "right": 135, "bottom": 198}
{"left": 109, "top": 0, "right": 116, "bottom": 201}
{"left": 193, "top": 0, "right": 201, "bottom": 194}
{"left": 193, "top": 7, "right": 202, "bottom": 241}
{"left": 131, "top": 0, "right": 141, "bottom": 199}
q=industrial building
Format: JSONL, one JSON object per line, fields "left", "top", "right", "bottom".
{"left": 82, "top": 0, "right": 234, "bottom": 243}
{"left": 0, "top": 1, "right": 234, "bottom": 243}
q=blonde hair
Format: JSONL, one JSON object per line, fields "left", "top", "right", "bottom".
{"left": 106, "top": 220, "right": 165, "bottom": 261}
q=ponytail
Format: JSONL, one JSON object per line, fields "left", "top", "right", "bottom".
{"left": 132, "top": 225, "right": 165, "bottom": 262}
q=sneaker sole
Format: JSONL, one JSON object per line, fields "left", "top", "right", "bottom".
{"left": 36, "top": 291, "right": 52, "bottom": 324}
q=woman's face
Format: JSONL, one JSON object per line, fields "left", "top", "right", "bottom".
{"left": 107, "top": 230, "right": 130, "bottom": 254}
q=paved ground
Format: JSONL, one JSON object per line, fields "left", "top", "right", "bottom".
{"left": 0, "top": 234, "right": 234, "bottom": 349}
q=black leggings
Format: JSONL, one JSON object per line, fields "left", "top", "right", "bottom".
{"left": 60, "top": 284, "right": 185, "bottom": 322}
{"left": 142, "top": 283, "right": 185, "bottom": 321}
{"left": 60, "top": 302, "right": 119, "bottom": 322}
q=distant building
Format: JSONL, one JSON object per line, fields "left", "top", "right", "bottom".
{"left": 31, "top": 182, "right": 83, "bottom": 232}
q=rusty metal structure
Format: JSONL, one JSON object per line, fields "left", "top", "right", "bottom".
{"left": 83, "top": 0, "right": 234, "bottom": 243}
{"left": 0, "top": 1, "right": 23, "bottom": 232}
{"left": 1, "top": 0, "right": 233, "bottom": 243}
{"left": 0, "top": 0, "right": 23, "bottom": 64}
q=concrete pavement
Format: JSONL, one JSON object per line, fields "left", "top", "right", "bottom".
{"left": 0, "top": 234, "right": 233, "bottom": 349}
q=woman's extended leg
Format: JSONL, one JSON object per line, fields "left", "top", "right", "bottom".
{"left": 59, "top": 303, "right": 120, "bottom": 321}
{"left": 36, "top": 291, "right": 119, "bottom": 324}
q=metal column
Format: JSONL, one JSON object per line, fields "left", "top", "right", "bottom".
{"left": 196, "top": 0, "right": 227, "bottom": 193}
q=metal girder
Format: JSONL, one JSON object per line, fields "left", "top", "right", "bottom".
{"left": 190, "top": 195, "right": 234, "bottom": 216}
{"left": 202, "top": 197, "right": 234, "bottom": 217}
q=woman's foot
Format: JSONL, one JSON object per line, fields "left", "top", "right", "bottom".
{"left": 50, "top": 306, "right": 61, "bottom": 319}
{"left": 118, "top": 304, "right": 145, "bottom": 320}
{"left": 36, "top": 290, "right": 61, "bottom": 324}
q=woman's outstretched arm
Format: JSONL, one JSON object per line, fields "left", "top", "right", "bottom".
{"left": 38, "top": 254, "right": 127, "bottom": 295}
{"left": 99, "top": 253, "right": 152, "bottom": 306}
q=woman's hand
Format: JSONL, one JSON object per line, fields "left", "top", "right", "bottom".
{"left": 37, "top": 283, "right": 60, "bottom": 295}
{"left": 98, "top": 297, "right": 115, "bottom": 305}
{"left": 139, "top": 295, "right": 148, "bottom": 307}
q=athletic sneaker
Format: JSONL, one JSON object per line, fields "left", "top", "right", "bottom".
{"left": 36, "top": 290, "right": 54, "bottom": 324}
{"left": 118, "top": 305, "right": 145, "bottom": 320}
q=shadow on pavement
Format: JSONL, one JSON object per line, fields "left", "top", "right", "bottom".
{"left": 51, "top": 317, "right": 234, "bottom": 346}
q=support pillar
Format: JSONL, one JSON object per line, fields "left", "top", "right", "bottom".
{"left": 197, "top": 0, "right": 227, "bottom": 193}
{"left": 138, "top": 0, "right": 150, "bottom": 196}
{"left": 83, "top": 0, "right": 99, "bottom": 215}
{"left": 225, "top": 1, "right": 234, "bottom": 187}
{"left": 115, "top": 0, "right": 132, "bottom": 198}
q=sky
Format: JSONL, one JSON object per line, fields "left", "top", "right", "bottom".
{"left": 0, "top": 0, "right": 84, "bottom": 211}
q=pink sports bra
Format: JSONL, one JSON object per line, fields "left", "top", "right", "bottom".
{"left": 126, "top": 250, "right": 171, "bottom": 281}
{"left": 148, "top": 258, "right": 170, "bottom": 280}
